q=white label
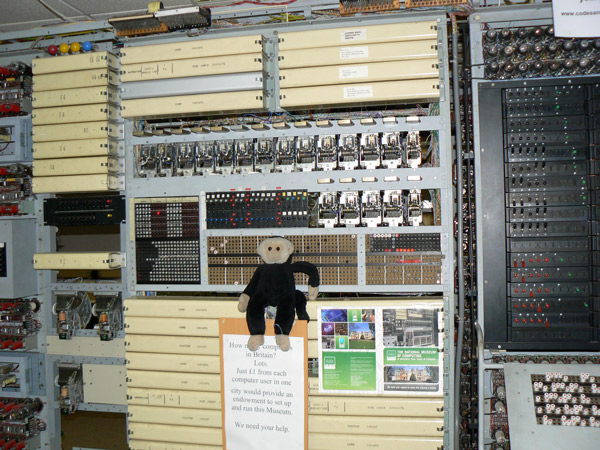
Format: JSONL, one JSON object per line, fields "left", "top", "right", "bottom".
{"left": 223, "top": 334, "right": 305, "bottom": 450}
{"left": 340, "top": 28, "right": 367, "bottom": 42}
{"left": 340, "top": 46, "right": 369, "bottom": 60}
{"left": 339, "top": 65, "right": 369, "bottom": 80}
{"left": 552, "top": 0, "right": 600, "bottom": 38}
{"left": 343, "top": 85, "right": 374, "bottom": 99}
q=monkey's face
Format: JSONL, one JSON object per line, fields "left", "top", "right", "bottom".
{"left": 257, "top": 237, "right": 294, "bottom": 264}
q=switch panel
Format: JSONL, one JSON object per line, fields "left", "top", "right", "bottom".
{"left": 134, "top": 198, "right": 200, "bottom": 284}
{"left": 205, "top": 190, "right": 308, "bottom": 229}
{"left": 479, "top": 77, "right": 600, "bottom": 350}
{"left": 43, "top": 195, "right": 125, "bottom": 226}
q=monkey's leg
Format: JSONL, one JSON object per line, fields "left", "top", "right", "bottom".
{"left": 274, "top": 296, "right": 295, "bottom": 351}
{"left": 246, "top": 296, "right": 266, "bottom": 351}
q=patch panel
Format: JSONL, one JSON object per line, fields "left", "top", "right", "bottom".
{"left": 509, "top": 282, "right": 589, "bottom": 298}
{"left": 508, "top": 236, "right": 589, "bottom": 253}
{"left": 133, "top": 131, "right": 437, "bottom": 177}
{"left": 505, "top": 115, "right": 587, "bottom": 133}
{"left": 510, "top": 252, "right": 589, "bottom": 268}
{"left": 206, "top": 234, "right": 358, "bottom": 286}
{"left": 506, "top": 161, "right": 588, "bottom": 177}
{"left": 507, "top": 221, "right": 588, "bottom": 238}
{"left": 507, "top": 206, "right": 588, "bottom": 222}
{"left": 507, "top": 191, "right": 588, "bottom": 207}
{"left": 43, "top": 195, "right": 125, "bottom": 226}
{"left": 510, "top": 267, "right": 589, "bottom": 282}
{"left": 134, "top": 198, "right": 200, "bottom": 284}
{"left": 510, "top": 298, "right": 593, "bottom": 313}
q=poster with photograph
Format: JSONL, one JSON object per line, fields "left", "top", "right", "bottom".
{"left": 318, "top": 303, "right": 443, "bottom": 395}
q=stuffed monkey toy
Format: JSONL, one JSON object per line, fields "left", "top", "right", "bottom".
{"left": 238, "top": 237, "right": 320, "bottom": 352}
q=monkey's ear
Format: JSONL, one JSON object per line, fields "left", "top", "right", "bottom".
{"left": 257, "top": 240, "right": 268, "bottom": 262}
{"left": 287, "top": 240, "right": 294, "bottom": 254}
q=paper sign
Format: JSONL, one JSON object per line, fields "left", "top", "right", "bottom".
{"left": 552, "top": 0, "right": 600, "bottom": 38}
{"left": 340, "top": 28, "right": 367, "bottom": 42}
{"left": 339, "top": 65, "right": 369, "bottom": 80}
{"left": 318, "top": 304, "right": 443, "bottom": 395}
{"left": 220, "top": 318, "right": 308, "bottom": 450}
{"left": 343, "top": 85, "right": 373, "bottom": 99}
{"left": 339, "top": 46, "right": 369, "bottom": 59}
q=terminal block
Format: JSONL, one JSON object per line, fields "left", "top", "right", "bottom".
{"left": 0, "top": 298, "right": 41, "bottom": 351}
{"left": 404, "top": 131, "right": 422, "bottom": 168}
{"left": 360, "top": 133, "right": 380, "bottom": 169}
{"left": 234, "top": 139, "right": 254, "bottom": 174}
{"left": 382, "top": 190, "right": 404, "bottom": 227}
{"left": 93, "top": 295, "right": 122, "bottom": 341}
{"left": 275, "top": 137, "right": 295, "bottom": 172}
{"left": 296, "top": 136, "right": 315, "bottom": 172}
{"left": 54, "top": 292, "right": 92, "bottom": 340}
{"left": 318, "top": 192, "right": 339, "bottom": 228}
{"left": 381, "top": 132, "right": 402, "bottom": 168}
{"left": 56, "top": 365, "right": 83, "bottom": 414}
{"left": 338, "top": 134, "right": 359, "bottom": 170}
{"left": 407, "top": 189, "right": 423, "bottom": 226}
{"left": 339, "top": 191, "right": 361, "bottom": 226}
{"left": 214, "top": 140, "right": 234, "bottom": 175}
{"left": 255, "top": 138, "right": 274, "bottom": 173}
{"left": 361, "top": 190, "right": 382, "bottom": 227}
{"left": 195, "top": 141, "right": 214, "bottom": 175}
{"left": 316, "top": 135, "right": 337, "bottom": 171}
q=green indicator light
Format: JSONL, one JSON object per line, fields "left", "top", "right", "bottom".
{"left": 560, "top": 258, "right": 565, "bottom": 262}
{"left": 574, "top": 165, "right": 577, "bottom": 169}
{"left": 585, "top": 303, "right": 589, "bottom": 308}
{"left": 583, "top": 180, "right": 587, "bottom": 184}
{"left": 583, "top": 196, "right": 587, "bottom": 200}
{"left": 576, "top": 288, "right": 581, "bottom": 293}
{"left": 568, "top": 273, "right": 572, "bottom": 277}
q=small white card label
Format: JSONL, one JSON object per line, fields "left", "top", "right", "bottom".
{"left": 340, "top": 46, "right": 369, "bottom": 60}
{"left": 339, "top": 65, "right": 369, "bottom": 79}
{"left": 343, "top": 85, "right": 374, "bottom": 99}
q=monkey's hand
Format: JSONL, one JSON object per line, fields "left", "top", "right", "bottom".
{"left": 308, "top": 285, "right": 319, "bottom": 301}
{"left": 238, "top": 293, "right": 250, "bottom": 312}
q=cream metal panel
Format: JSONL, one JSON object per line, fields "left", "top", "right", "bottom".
{"left": 121, "top": 53, "right": 262, "bottom": 82}
{"left": 127, "top": 388, "right": 221, "bottom": 410}
{"left": 278, "top": 21, "right": 438, "bottom": 50}
{"left": 125, "top": 335, "right": 220, "bottom": 355}
{"left": 128, "top": 423, "right": 222, "bottom": 446}
{"left": 33, "top": 68, "right": 118, "bottom": 92}
{"left": 46, "top": 336, "right": 125, "bottom": 358}
{"left": 32, "top": 174, "right": 122, "bottom": 193}
{"left": 280, "top": 59, "right": 439, "bottom": 88}
{"left": 280, "top": 79, "right": 439, "bottom": 108}
{"left": 124, "top": 297, "right": 239, "bottom": 318}
{"left": 308, "top": 415, "right": 443, "bottom": 436}
{"left": 126, "top": 353, "right": 220, "bottom": 374}
{"left": 32, "top": 139, "right": 121, "bottom": 159}
{"left": 82, "top": 364, "right": 127, "bottom": 405}
{"left": 278, "top": 40, "right": 437, "bottom": 69}
{"left": 308, "top": 339, "right": 318, "bottom": 358}
{"left": 127, "top": 370, "right": 221, "bottom": 392}
{"left": 121, "top": 90, "right": 263, "bottom": 118}
{"left": 32, "top": 86, "right": 118, "bottom": 108}
{"left": 33, "top": 121, "right": 121, "bottom": 142}
{"left": 32, "top": 156, "right": 119, "bottom": 176}
{"left": 32, "top": 51, "right": 118, "bottom": 74}
{"left": 308, "top": 396, "right": 444, "bottom": 417}
{"left": 32, "top": 104, "right": 119, "bottom": 125}
{"left": 33, "top": 251, "right": 125, "bottom": 270}
{"left": 308, "top": 434, "right": 443, "bottom": 450}
{"left": 125, "top": 317, "right": 219, "bottom": 337}
{"left": 120, "top": 35, "right": 263, "bottom": 65}
{"left": 128, "top": 405, "right": 222, "bottom": 427}
{"left": 129, "top": 440, "right": 220, "bottom": 450}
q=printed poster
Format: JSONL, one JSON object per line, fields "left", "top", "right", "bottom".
{"left": 318, "top": 303, "right": 443, "bottom": 395}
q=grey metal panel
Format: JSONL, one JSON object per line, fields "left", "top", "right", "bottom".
{"left": 121, "top": 72, "right": 264, "bottom": 99}
{"left": 504, "top": 363, "right": 600, "bottom": 450}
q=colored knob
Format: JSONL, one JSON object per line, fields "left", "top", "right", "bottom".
{"left": 82, "top": 41, "right": 93, "bottom": 52}
{"left": 59, "top": 43, "right": 70, "bottom": 54}
{"left": 47, "top": 44, "right": 58, "bottom": 55}
{"left": 70, "top": 42, "right": 81, "bottom": 53}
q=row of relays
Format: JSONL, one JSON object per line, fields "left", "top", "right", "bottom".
{"left": 135, "top": 131, "right": 430, "bottom": 177}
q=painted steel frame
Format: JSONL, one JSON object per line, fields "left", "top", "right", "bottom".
{"left": 122, "top": 11, "right": 455, "bottom": 448}
{"left": 469, "top": 4, "right": 600, "bottom": 449}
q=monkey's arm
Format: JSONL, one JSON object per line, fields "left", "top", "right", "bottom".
{"left": 291, "top": 261, "right": 320, "bottom": 300}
